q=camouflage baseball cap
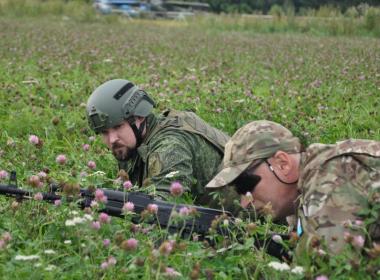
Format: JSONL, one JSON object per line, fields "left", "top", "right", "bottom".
{"left": 206, "top": 120, "right": 301, "bottom": 188}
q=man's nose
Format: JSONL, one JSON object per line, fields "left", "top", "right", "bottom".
{"left": 108, "top": 129, "right": 118, "bottom": 144}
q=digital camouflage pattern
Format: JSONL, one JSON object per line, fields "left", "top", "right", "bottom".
{"left": 118, "top": 111, "right": 234, "bottom": 205}
{"left": 296, "top": 139, "right": 380, "bottom": 257}
{"left": 206, "top": 120, "right": 302, "bottom": 188}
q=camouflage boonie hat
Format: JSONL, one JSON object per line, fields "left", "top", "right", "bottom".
{"left": 206, "top": 120, "right": 301, "bottom": 188}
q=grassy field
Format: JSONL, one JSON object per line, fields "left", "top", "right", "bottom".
{"left": 0, "top": 8, "right": 380, "bottom": 280}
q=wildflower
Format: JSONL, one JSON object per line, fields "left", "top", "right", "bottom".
{"left": 89, "top": 136, "right": 95, "bottom": 142}
{"left": 122, "top": 202, "right": 134, "bottom": 213}
{"left": 108, "top": 256, "right": 117, "bottom": 266}
{"left": 103, "top": 239, "right": 110, "bottom": 247}
{"left": 179, "top": 207, "right": 190, "bottom": 216}
{"left": 28, "top": 175, "right": 42, "bottom": 188}
{"left": 80, "top": 171, "right": 88, "bottom": 178}
{"left": 223, "top": 219, "right": 229, "bottom": 227}
{"left": 355, "top": 220, "right": 364, "bottom": 226}
{"left": 83, "top": 214, "right": 93, "bottom": 221}
{"left": 159, "top": 241, "right": 173, "bottom": 256}
{"left": 37, "top": 171, "right": 47, "bottom": 179}
{"left": 56, "top": 154, "right": 67, "bottom": 165}
{"left": 64, "top": 240, "right": 72, "bottom": 244}
{"left": 65, "top": 220, "right": 76, "bottom": 227}
{"left": 45, "top": 265, "right": 56, "bottom": 271}
{"left": 11, "top": 201, "right": 19, "bottom": 210}
{"left": 315, "top": 276, "right": 329, "bottom": 280}
{"left": 121, "top": 238, "right": 138, "bottom": 251}
{"left": 170, "top": 181, "right": 184, "bottom": 197}
{"left": 29, "top": 135, "right": 39, "bottom": 145}
{"left": 44, "top": 249, "right": 56, "bottom": 255}
{"left": 34, "top": 192, "right": 43, "bottom": 201}
{"left": 0, "top": 170, "right": 8, "bottom": 180}
{"left": 90, "top": 200, "right": 99, "bottom": 209}
{"left": 123, "top": 180, "right": 133, "bottom": 190}
{"left": 99, "top": 213, "right": 111, "bottom": 224}
{"left": 87, "top": 160, "right": 96, "bottom": 170}
{"left": 272, "top": 234, "right": 283, "bottom": 244}
{"left": 267, "top": 261, "right": 290, "bottom": 271}
{"left": 317, "top": 249, "right": 327, "bottom": 256}
{"left": 54, "top": 199, "right": 61, "bottom": 206}
{"left": 164, "top": 267, "right": 182, "bottom": 278}
{"left": 72, "top": 217, "right": 86, "bottom": 224}
{"left": 291, "top": 266, "right": 304, "bottom": 275}
{"left": 244, "top": 191, "right": 253, "bottom": 203}
{"left": 95, "top": 189, "right": 107, "bottom": 203}
{"left": 100, "top": 261, "right": 109, "bottom": 270}
{"left": 344, "top": 232, "right": 353, "bottom": 243}
{"left": 353, "top": 235, "right": 365, "bottom": 249}
{"left": 7, "top": 138, "right": 15, "bottom": 147}
{"left": 2, "top": 232, "right": 12, "bottom": 242}
{"left": 147, "top": 204, "right": 158, "bottom": 214}
{"left": 15, "top": 255, "right": 40, "bottom": 261}
{"left": 91, "top": 221, "right": 101, "bottom": 230}
{"left": 82, "top": 144, "right": 90, "bottom": 151}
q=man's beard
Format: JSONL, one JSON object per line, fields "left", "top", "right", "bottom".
{"left": 111, "top": 144, "right": 136, "bottom": 161}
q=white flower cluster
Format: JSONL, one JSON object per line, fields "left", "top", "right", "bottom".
{"left": 15, "top": 255, "right": 40, "bottom": 261}
{"left": 268, "top": 262, "right": 304, "bottom": 275}
{"left": 268, "top": 261, "right": 290, "bottom": 271}
{"left": 65, "top": 214, "right": 93, "bottom": 227}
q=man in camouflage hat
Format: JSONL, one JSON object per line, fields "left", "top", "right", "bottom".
{"left": 207, "top": 120, "right": 380, "bottom": 256}
{"left": 86, "top": 79, "right": 230, "bottom": 204}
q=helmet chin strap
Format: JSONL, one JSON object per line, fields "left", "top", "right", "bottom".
{"left": 128, "top": 117, "right": 147, "bottom": 147}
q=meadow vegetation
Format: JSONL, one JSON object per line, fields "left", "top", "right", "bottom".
{"left": 0, "top": 0, "right": 379, "bottom": 279}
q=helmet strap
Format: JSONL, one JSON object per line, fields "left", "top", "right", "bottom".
{"left": 128, "top": 117, "right": 147, "bottom": 147}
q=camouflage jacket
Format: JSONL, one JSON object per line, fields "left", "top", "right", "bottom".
{"left": 118, "top": 111, "right": 229, "bottom": 204}
{"left": 295, "top": 139, "right": 380, "bottom": 257}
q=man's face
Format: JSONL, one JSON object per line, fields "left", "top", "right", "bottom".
{"left": 240, "top": 158, "right": 299, "bottom": 221}
{"left": 101, "top": 121, "right": 137, "bottom": 161}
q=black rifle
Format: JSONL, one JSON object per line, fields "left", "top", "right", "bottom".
{"left": 0, "top": 171, "right": 290, "bottom": 260}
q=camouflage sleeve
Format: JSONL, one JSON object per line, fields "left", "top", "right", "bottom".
{"left": 144, "top": 130, "right": 197, "bottom": 199}
{"left": 296, "top": 155, "right": 376, "bottom": 258}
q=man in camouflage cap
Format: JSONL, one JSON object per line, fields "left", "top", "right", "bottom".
{"left": 86, "top": 79, "right": 230, "bottom": 204}
{"left": 207, "top": 120, "right": 380, "bottom": 257}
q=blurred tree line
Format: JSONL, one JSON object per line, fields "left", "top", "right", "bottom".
{"left": 198, "top": 0, "right": 380, "bottom": 14}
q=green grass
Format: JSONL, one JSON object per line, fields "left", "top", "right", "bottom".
{"left": 0, "top": 10, "right": 380, "bottom": 280}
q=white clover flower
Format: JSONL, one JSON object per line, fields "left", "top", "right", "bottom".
{"left": 65, "top": 219, "right": 76, "bottom": 226}
{"left": 83, "top": 214, "right": 93, "bottom": 221}
{"left": 44, "top": 250, "right": 56, "bottom": 255}
{"left": 69, "top": 211, "right": 79, "bottom": 216}
{"left": 64, "top": 240, "right": 72, "bottom": 244}
{"left": 45, "top": 265, "right": 56, "bottom": 271}
{"left": 165, "top": 171, "right": 179, "bottom": 178}
{"left": 72, "top": 217, "right": 86, "bottom": 224}
{"left": 291, "top": 266, "right": 304, "bottom": 275}
{"left": 90, "top": 171, "right": 105, "bottom": 176}
{"left": 268, "top": 261, "right": 290, "bottom": 271}
{"left": 15, "top": 255, "right": 40, "bottom": 261}
{"left": 223, "top": 219, "right": 229, "bottom": 227}
{"left": 234, "top": 218, "right": 243, "bottom": 225}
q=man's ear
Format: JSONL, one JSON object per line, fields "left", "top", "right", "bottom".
{"left": 271, "top": 151, "right": 292, "bottom": 175}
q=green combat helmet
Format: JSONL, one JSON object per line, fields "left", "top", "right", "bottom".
{"left": 86, "top": 79, "right": 155, "bottom": 142}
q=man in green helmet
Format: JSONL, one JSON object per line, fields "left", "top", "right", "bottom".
{"left": 86, "top": 79, "right": 235, "bottom": 205}
{"left": 206, "top": 120, "right": 380, "bottom": 259}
